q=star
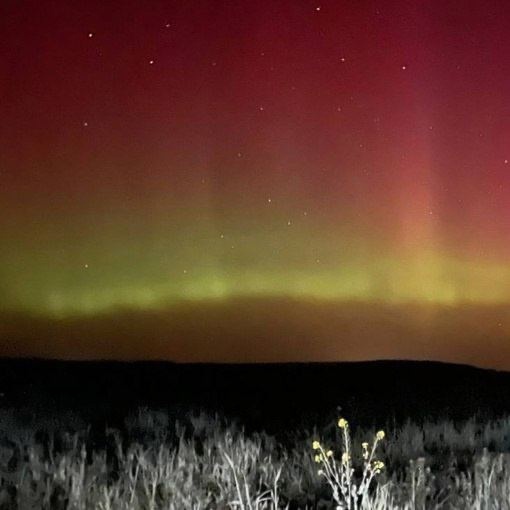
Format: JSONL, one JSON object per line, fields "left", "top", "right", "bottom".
{"left": 267, "top": 198, "right": 272, "bottom": 203}
{"left": 316, "top": 6, "right": 321, "bottom": 11}
{"left": 504, "top": 159, "right": 508, "bottom": 164}
{"left": 340, "top": 57, "right": 346, "bottom": 63}
{"left": 149, "top": 59, "right": 155, "bottom": 65}
{"left": 82, "top": 121, "right": 88, "bottom": 127}
{"left": 401, "top": 65, "right": 407, "bottom": 70}
{"left": 88, "top": 32, "right": 94, "bottom": 38}
{"left": 84, "top": 264, "right": 89, "bottom": 269}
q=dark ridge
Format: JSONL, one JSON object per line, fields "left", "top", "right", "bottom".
{"left": 0, "top": 358, "right": 508, "bottom": 433}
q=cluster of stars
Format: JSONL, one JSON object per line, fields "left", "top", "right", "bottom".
{"left": 84, "top": 17, "right": 409, "bottom": 126}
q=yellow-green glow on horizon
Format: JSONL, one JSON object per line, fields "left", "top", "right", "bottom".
{"left": 11, "top": 250, "right": 510, "bottom": 318}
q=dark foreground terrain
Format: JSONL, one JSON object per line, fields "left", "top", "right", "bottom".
{"left": 0, "top": 358, "right": 509, "bottom": 433}
{"left": 0, "top": 359, "right": 509, "bottom": 508}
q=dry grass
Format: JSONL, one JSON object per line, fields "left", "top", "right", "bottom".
{"left": 0, "top": 408, "right": 510, "bottom": 508}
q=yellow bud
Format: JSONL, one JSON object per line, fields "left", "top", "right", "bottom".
{"left": 326, "top": 450, "right": 333, "bottom": 457}
{"left": 338, "top": 418, "right": 348, "bottom": 429}
{"left": 362, "top": 442, "right": 369, "bottom": 449}
{"left": 314, "top": 454, "right": 321, "bottom": 463}
{"left": 376, "top": 430, "right": 385, "bottom": 440}
{"left": 372, "top": 460, "right": 385, "bottom": 470}
{"left": 312, "top": 440, "right": 321, "bottom": 450}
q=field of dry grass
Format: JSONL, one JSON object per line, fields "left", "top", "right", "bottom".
{"left": 0, "top": 407, "right": 510, "bottom": 508}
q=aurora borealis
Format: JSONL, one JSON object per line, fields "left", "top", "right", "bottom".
{"left": 1, "top": 1, "right": 510, "bottom": 366}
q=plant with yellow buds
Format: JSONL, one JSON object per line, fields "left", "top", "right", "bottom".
{"left": 361, "top": 442, "right": 369, "bottom": 460}
{"left": 311, "top": 416, "right": 387, "bottom": 510}
{"left": 372, "top": 460, "right": 385, "bottom": 474}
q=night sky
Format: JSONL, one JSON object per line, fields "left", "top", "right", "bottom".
{"left": 1, "top": 1, "right": 510, "bottom": 366}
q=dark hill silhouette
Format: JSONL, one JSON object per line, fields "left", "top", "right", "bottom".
{"left": 0, "top": 358, "right": 509, "bottom": 435}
